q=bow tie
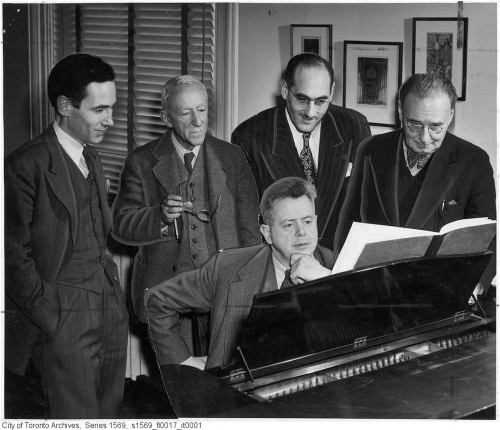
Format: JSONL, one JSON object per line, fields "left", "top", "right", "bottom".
{"left": 406, "top": 145, "right": 431, "bottom": 169}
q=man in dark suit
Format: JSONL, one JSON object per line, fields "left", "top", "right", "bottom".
{"left": 335, "top": 73, "right": 496, "bottom": 288}
{"left": 231, "top": 53, "right": 371, "bottom": 250}
{"left": 112, "top": 76, "right": 261, "bottom": 345}
{"left": 145, "top": 177, "right": 334, "bottom": 370}
{"left": 4, "top": 54, "right": 128, "bottom": 418}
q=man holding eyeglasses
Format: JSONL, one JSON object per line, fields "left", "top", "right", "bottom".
{"left": 232, "top": 53, "right": 371, "bottom": 251}
{"left": 335, "top": 73, "right": 496, "bottom": 289}
{"left": 112, "top": 76, "right": 261, "bottom": 354}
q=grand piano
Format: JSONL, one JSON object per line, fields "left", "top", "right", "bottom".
{"left": 159, "top": 252, "right": 496, "bottom": 418}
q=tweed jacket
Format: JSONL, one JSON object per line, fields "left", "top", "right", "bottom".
{"left": 231, "top": 104, "right": 371, "bottom": 250}
{"left": 112, "top": 130, "right": 261, "bottom": 321}
{"left": 144, "top": 243, "right": 335, "bottom": 370}
{"left": 335, "top": 130, "right": 496, "bottom": 285}
{"left": 4, "top": 124, "right": 119, "bottom": 375}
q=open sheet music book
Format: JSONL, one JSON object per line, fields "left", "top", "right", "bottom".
{"left": 332, "top": 218, "right": 496, "bottom": 275}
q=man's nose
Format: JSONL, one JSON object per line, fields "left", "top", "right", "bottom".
{"left": 192, "top": 111, "right": 202, "bottom": 126}
{"left": 304, "top": 101, "right": 316, "bottom": 117}
{"left": 295, "top": 222, "right": 306, "bottom": 236}
{"left": 419, "top": 126, "right": 432, "bottom": 143}
{"left": 103, "top": 109, "right": 114, "bottom": 126}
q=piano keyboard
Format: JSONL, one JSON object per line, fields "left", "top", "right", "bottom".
{"left": 251, "top": 327, "right": 493, "bottom": 401}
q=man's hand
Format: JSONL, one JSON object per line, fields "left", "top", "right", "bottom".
{"left": 180, "top": 356, "right": 207, "bottom": 371}
{"left": 289, "top": 254, "right": 331, "bottom": 284}
{"left": 161, "top": 195, "right": 184, "bottom": 224}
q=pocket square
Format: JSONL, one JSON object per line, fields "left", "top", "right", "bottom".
{"left": 346, "top": 162, "right": 352, "bottom": 177}
{"left": 446, "top": 199, "right": 458, "bottom": 206}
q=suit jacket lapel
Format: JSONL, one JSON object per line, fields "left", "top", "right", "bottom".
{"left": 203, "top": 135, "right": 227, "bottom": 216}
{"left": 261, "top": 107, "right": 305, "bottom": 181}
{"left": 405, "top": 134, "right": 465, "bottom": 229}
{"left": 315, "top": 110, "right": 352, "bottom": 238}
{"left": 152, "top": 130, "right": 187, "bottom": 194}
{"left": 43, "top": 125, "right": 79, "bottom": 243}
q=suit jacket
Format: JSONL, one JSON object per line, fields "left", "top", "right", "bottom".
{"left": 231, "top": 105, "right": 371, "bottom": 250}
{"left": 144, "top": 243, "right": 335, "bottom": 369}
{"left": 335, "top": 130, "right": 496, "bottom": 285}
{"left": 4, "top": 124, "right": 120, "bottom": 375}
{"left": 112, "top": 130, "right": 261, "bottom": 321}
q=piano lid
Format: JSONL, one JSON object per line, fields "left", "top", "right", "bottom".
{"left": 232, "top": 252, "right": 492, "bottom": 379}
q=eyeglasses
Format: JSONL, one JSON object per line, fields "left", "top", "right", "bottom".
{"left": 178, "top": 179, "right": 221, "bottom": 223}
{"left": 289, "top": 89, "right": 331, "bottom": 110}
{"left": 405, "top": 118, "right": 446, "bottom": 135}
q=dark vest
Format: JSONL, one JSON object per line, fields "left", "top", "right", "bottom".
{"left": 55, "top": 151, "right": 110, "bottom": 291}
{"left": 176, "top": 147, "right": 217, "bottom": 273}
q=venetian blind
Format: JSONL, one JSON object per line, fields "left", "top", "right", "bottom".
{"left": 58, "top": 3, "right": 216, "bottom": 195}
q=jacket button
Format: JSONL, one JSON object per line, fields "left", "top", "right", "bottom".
{"left": 190, "top": 197, "right": 195, "bottom": 202}
{"left": 173, "top": 266, "right": 177, "bottom": 272}
{"left": 189, "top": 183, "right": 195, "bottom": 188}
{"left": 192, "top": 254, "right": 198, "bottom": 259}
{"left": 191, "top": 224, "right": 197, "bottom": 230}
{"left": 192, "top": 239, "right": 198, "bottom": 244}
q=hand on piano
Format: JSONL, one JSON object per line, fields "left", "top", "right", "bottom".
{"left": 289, "top": 254, "right": 331, "bottom": 285}
{"left": 181, "top": 355, "right": 207, "bottom": 371}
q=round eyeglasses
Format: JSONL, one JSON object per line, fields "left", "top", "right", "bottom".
{"left": 289, "top": 89, "right": 331, "bottom": 110}
{"left": 405, "top": 118, "right": 445, "bottom": 135}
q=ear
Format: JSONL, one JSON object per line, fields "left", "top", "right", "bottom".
{"left": 260, "top": 224, "right": 272, "bottom": 245}
{"left": 57, "top": 96, "right": 72, "bottom": 117}
{"left": 329, "top": 82, "right": 335, "bottom": 98}
{"left": 448, "top": 108, "right": 455, "bottom": 123}
{"left": 280, "top": 79, "right": 288, "bottom": 101}
{"left": 160, "top": 109, "right": 173, "bottom": 128}
{"left": 397, "top": 100, "right": 403, "bottom": 124}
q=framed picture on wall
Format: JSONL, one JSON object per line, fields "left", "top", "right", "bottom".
{"left": 343, "top": 41, "right": 403, "bottom": 128}
{"left": 290, "top": 24, "right": 332, "bottom": 63}
{"left": 412, "top": 17, "right": 468, "bottom": 101}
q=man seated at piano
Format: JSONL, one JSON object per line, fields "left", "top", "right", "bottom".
{"left": 145, "top": 176, "right": 335, "bottom": 370}
{"left": 335, "top": 73, "right": 496, "bottom": 294}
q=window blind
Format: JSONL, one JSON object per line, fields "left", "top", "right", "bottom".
{"left": 58, "top": 3, "right": 216, "bottom": 196}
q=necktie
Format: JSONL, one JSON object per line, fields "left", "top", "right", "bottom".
{"left": 82, "top": 146, "right": 95, "bottom": 184}
{"left": 280, "top": 269, "right": 294, "bottom": 289}
{"left": 300, "top": 134, "right": 317, "bottom": 185}
{"left": 406, "top": 145, "right": 431, "bottom": 169}
{"left": 184, "top": 152, "right": 195, "bottom": 175}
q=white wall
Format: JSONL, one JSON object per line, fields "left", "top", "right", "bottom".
{"left": 237, "top": 2, "right": 497, "bottom": 181}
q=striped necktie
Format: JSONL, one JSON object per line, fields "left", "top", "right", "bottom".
{"left": 82, "top": 146, "right": 95, "bottom": 183}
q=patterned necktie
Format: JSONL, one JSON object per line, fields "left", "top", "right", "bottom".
{"left": 406, "top": 144, "right": 431, "bottom": 169}
{"left": 184, "top": 152, "right": 195, "bottom": 175}
{"left": 280, "top": 269, "right": 294, "bottom": 289}
{"left": 82, "top": 146, "right": 95, "bottom": 184}
{"left": 300, "top": 133, "right": 317, "bottom": 185}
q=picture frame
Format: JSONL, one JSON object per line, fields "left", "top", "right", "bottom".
{"left": 412, "top": 17, "right": 468, "bottom": 101}
{"left": 343, "top": 41, "right": 403, "bottom": 128}
{"left": 290, "top": 24, "right": 332, "bottom": 64}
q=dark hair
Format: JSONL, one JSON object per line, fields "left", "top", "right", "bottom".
{"left": 48, "top": 53, "right": 115, "bottom": 112}
{"left": 399, "top": 73, "right": 457, "bottom": 108}
{"left": 260, "top": 177, "right": 317, "bottom": 224}
{"left": 282, "top": 53, "right": 334, "bottom": 91}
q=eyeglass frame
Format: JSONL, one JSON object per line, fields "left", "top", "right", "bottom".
{"left": 288, "top": 88, "right": 332, "bottom": 110}
{"left": 177, "top": 179, "right": 221, "bottom": 223}
{"left": 404, "top": 117, "right": 449, "bottom": 135}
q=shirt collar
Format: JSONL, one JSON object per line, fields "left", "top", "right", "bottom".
{"left": 53, "top": 120, "right": 85, "bottom": 166}
{"left": 171, "top": 132, "right": 202, "bottom": 161}
{"left": 285, "top": 108, "right": 322, "bottom": 143}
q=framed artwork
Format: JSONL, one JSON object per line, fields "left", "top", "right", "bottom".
{"left": 412, "top": 17, "right": 468, "bottom": 101}
{"left": 290, "top": 24, "right": 332, "bottom": 63}
{"left": 343, "top": 41, "right": 403, "bottom": 128}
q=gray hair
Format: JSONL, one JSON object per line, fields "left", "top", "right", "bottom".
{"left": 260, "top": 177, "right": 317, "bottom": 224}
{"left": 161, "top": 75, "right": 207, "bottom": 109}
{"left": 399, "top": 74, "right": 457, "bottom": 109}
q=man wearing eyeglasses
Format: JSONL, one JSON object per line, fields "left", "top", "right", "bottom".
{"left": 335, "top": 73, "right": 496, "bottom": 289}
{"left": 231, "top": 53, "right": 371, "bottom": 252}
{"left": 112, "top": 76, "right": 261, "bottom": 354}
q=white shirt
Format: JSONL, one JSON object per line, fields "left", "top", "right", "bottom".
{"left": 285, "top": 109, "right": 321, "bottom": 167}
{"left": 172, "top": 133, "right": 201, "bottom": 170}
{"left": 53, "top": 120, "right": 88, "bottom": 176}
